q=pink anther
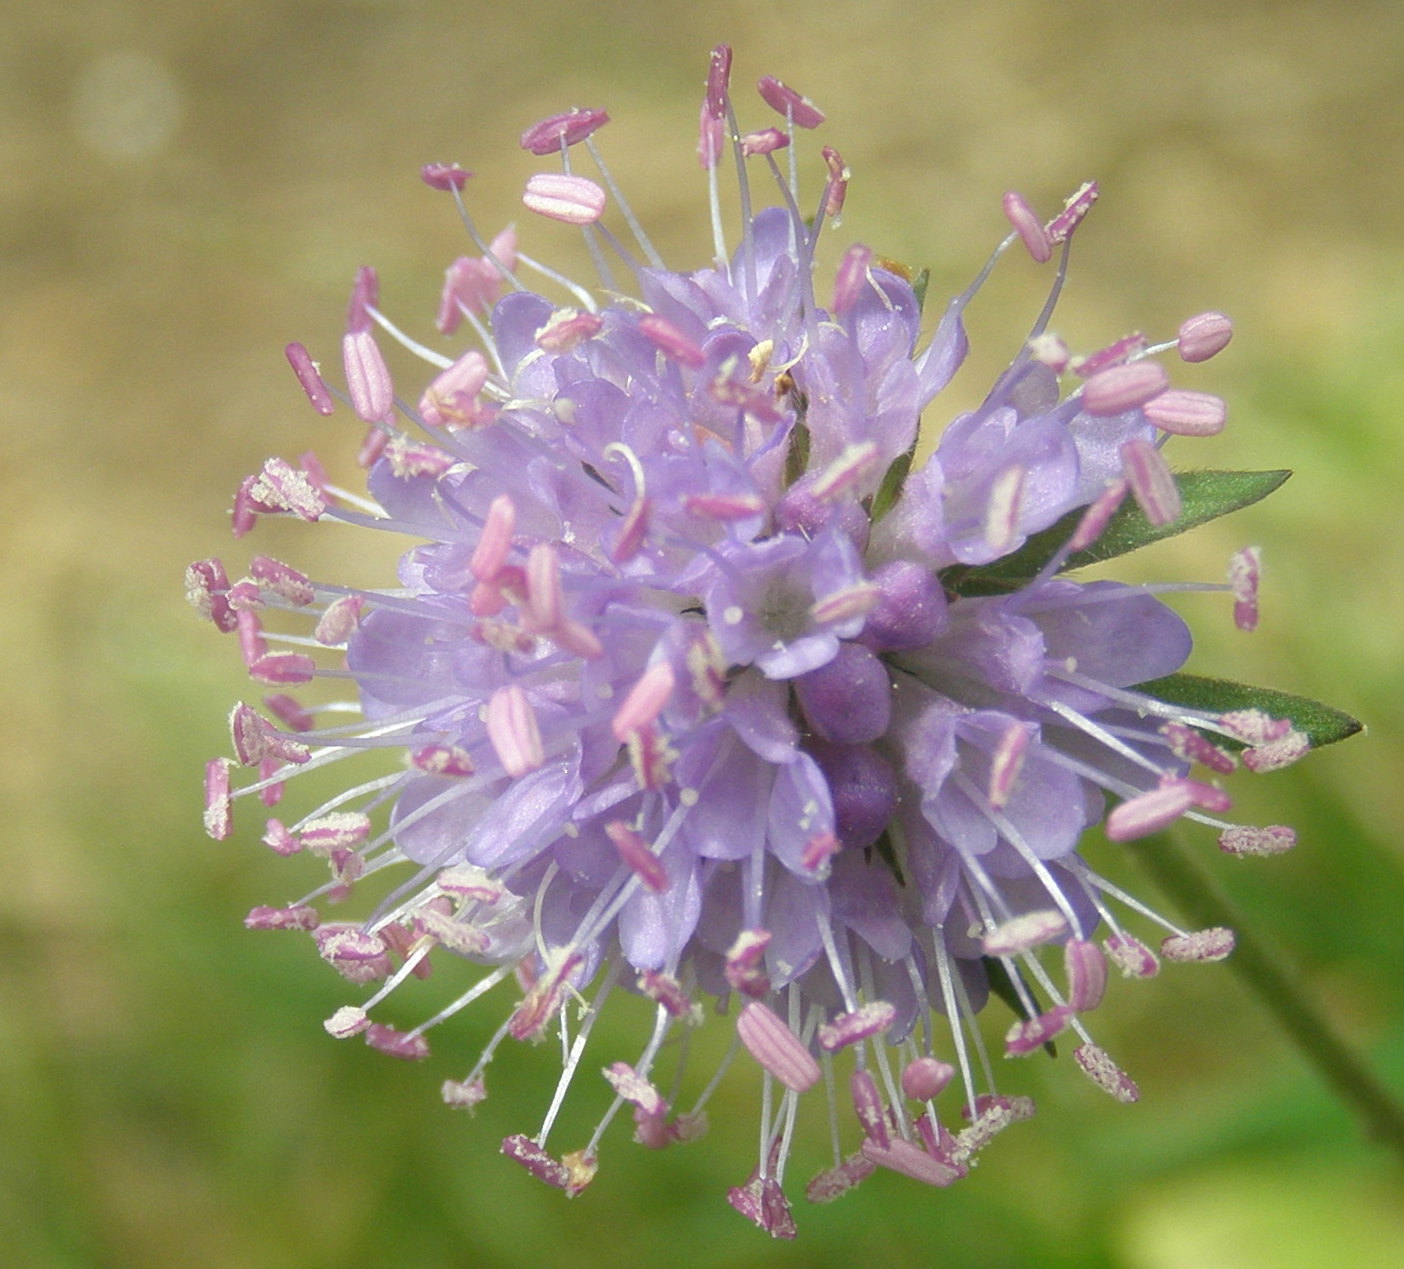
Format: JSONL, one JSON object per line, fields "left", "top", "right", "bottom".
{"left": 1002, "top": 191, "right": 1052, "bottom": 263}
{"left": 284, "top": 342, "right": 335, "bottom": 415}
{"left": 522, "top": 172, "right": 606, "bottom": 225}
{"left": 757, "top": 75, "right": 826, "bottom": 128}
{"left": 519, "top": 107, "right": 610, "bottom": 156}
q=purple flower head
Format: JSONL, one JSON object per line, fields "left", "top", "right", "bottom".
{"left": 191, "top": 45, "right": 1343, "bottom": 1237}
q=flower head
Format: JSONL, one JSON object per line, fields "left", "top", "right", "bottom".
{"left": 192, "top": 46, "right": 1341, "bottom": 1236}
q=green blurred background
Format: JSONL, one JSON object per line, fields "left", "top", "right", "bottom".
{"left": 4, "top": 1, "right": 1403, "bottom": 1265}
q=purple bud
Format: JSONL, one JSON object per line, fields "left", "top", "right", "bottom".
{"left": 861, "top": 560, "right": 947, "bottom": 651}
{"left": 795, "top": 643, "right": 891, "bottom": 744}
{"left": 807, "top": 740, "right": 897, "bottom": 850}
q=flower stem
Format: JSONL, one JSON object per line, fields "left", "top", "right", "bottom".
{"left": 1138, "top": 831, "right": 1404, "bottom": 1162}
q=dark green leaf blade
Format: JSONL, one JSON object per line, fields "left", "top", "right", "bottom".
{"left": 945, "top": 469, "right": 1292, "bottom": 597}
{"left": 1135, "top": 672, "right": 1363, "bottom": 749}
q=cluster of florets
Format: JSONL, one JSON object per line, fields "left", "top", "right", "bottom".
{"left": 190, "top": 45, "right": 1308, "bottom": 1236}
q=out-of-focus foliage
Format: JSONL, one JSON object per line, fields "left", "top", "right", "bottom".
{"left": 3, "top": 2, "right": 1402, "bottom": 1266}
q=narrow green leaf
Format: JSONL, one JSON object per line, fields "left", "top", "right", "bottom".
{"left": 911, "top": 267, "right": 930, "bottom": 315}
{"left": 868, "top": 447, "right": 914, "bottom": 523}
{"left": 944, "top": 469, "right": 1291, "bottom": 597}
{"left": 783, "top": 418, "right": 811, "bottom": 489}
{"left": 1136, "top": 672, "right": 1363, "bottom": 749}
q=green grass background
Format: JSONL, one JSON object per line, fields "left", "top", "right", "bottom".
{"left": 4, "top": 1, "right": 1403, "bottom": 1265}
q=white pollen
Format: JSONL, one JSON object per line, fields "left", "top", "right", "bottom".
{"left": 724, "top": 606, "right": 744, "bottom": 625}
{"left": 680, "top": 787, "right": 700, "bottom": 807}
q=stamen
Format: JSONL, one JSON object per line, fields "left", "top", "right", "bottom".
{"left": 705, "top": 44, "right": 732, "bottom": 120}
{"left": 1004, "top": 1005, "right": 1072, "bottom": 1056}
{"left": 366, "top": 1024, "right": 431, "bottom": 1060}
{"left": 849, "top": 1068, "right": 890, "bottom": 1147}
{"left": 1119, "top": 437, "right": 1182, "bottom": 526}
{"left": 832, "top": 244, "right": 872, "bottom": 315}
{"left": 248, "top": 458, "right": 327, "bottom": 523}
{"left": 1045, "top": 180, "right": 1098, "bottom": 241}
{"left": 441, "top": 1075, "right": 487, "bottom": 1109}
{"left": 284, "top": 342, "right": 335, "bottom": 415}
{"left": 519, "top": 107, "right": 610, "bottom": 156}
{"left": 638, "top": 970, "right": 695, "bottom": 1018}
{"left": 1161, "top": 721, "right": 1237, "bottom": 775}
{"left": 1073, "top": 1043, "right": 1140, "bottom": 1103}
{"left": 901, "top": 1057, "right": 955, "bottom": 1102}
{"left": 1144, "top": 389, "right": 1227, "bottom": 437}
{"left": 203, "top": 758, "right": 233, "bottom": 840}
{"left": 1027, "top": 332, "right": 1069, "bottom": 372}
{"left": 346, "top": 267, "right": 378, "bottom": 334}
{"left": 1072, "top": 333, "right": 1146, "bottom": 378}
{"left": 1219, "top": 824, "right": 1296, "bottom": 856}
{"left": 1081, "top": 361, "right": 1169, "bottom": 415}
{"left": 756, "top": 75, "right": 826, "bottom": 129}
{"left": 420, "top": 162, "right": 470, "bottom": 191}
{"left": 1177, "top": 310, "right": 1233, "bottom": 362}
{"left": 736, "top": 1001, "right": 821, "bottom": 1092}
{"left": 1228, "top": 545, "right": 1261, "bottom": 632}
{"left": 1161, "top": 928, "right": 1235, "bottom": 963}
{"left": 604, "top": 820, "right": 670, "bottom": 893}
{"left": 501, "top": 1134, "right": 572, "bottom": 1190}
{"left": 1104, "top": 931, "right": 1160, "bottom": 977}
{"left": 1242, "top": 729, "right": 1310, "bottom": 772}
{"left": 411, "top": 744, "right": 475, "bottom": 777}
{"left": 342, "top": 329, "right": 394, "bottom": 423}
{"left": 1106, "top": 777, "right": 1229, "bottom": 841}
{"left": 523, "top": 544, "right": 564, "bottom": 633}
{"left": 315, "top": 595, "right": 365, "bottom": 645}
{"left": 1064, "top": 939, "right": 1108, "bottom": 1011}
{"left": 470, "top": 494, "right": 516, "bottom": 583}
{"left": 611, "top": 662, "right": 676, "bottom": 742}
{"left": 637, "top": 314, "right": 707, "bottom": 368}
{"left": 248, "top": 652, "right": 317, "bottom": 685}
{"left": 726, "top": 929, "right": 772, "bottom": 998}
{"left": 820, "top": 146, "right": 848, "bottom": 221}
{"left": 249, "top": 556, "right": 315, "bottom": 606}
{"left": 741, "top": 128, "right": 789, "bottom": 157}
{"left": 485, "top": 684, "right": 545, "bottom": 777}
{"left": 263, "top": 694, "right": 313, "bottom": 733}
{"left": 522, "top": 173, "right": 607, "bottom": 226}
{"left": 535, "top": 309, "right": 603, "bottom": 352}
{"left": 818, "top": 1002, "right": 896, "bottom": 1053}
{"left": 324, "top": 1005, "right": 370, "bottom": 1037}
{"left": 314, "top": 924, "right": 393, "bottom": 982}
{"left": 244, "top": 904, "right": 318, "bottom": 930}
{"left": 861, "top": 1136, "right": 962, "bottom": 1188}
{"left": 805, "top": 1153, "right": 876, "bottom": 1203}
{"left": 186, "top": 559, "right": 235, "bottom": 631}
{"left": 1001, "top": 192, "right": 1053, "bottom": 263}
{"left": 987, "top": 721, "right": 1032, "bottom": 809}
{"left": 419, "top": 350, "right": 491, "bottom": 428}
{"left": 981, "top": 910, "right": 1069, "bottom": 957}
